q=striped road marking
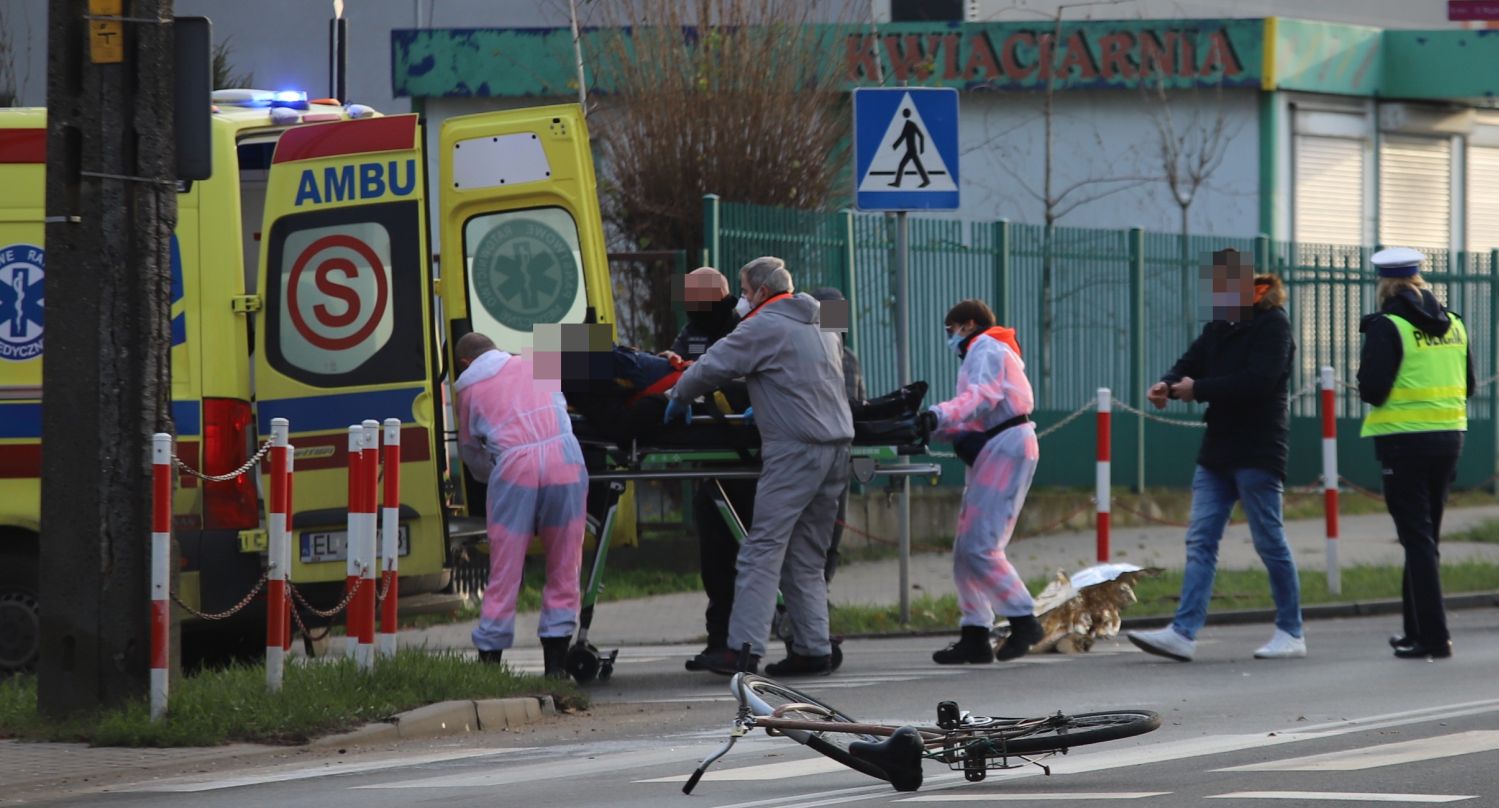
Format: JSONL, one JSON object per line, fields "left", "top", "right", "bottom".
{"left": 117, "top": 748, "right": 532, "bottom": 792}
{"left": 1205, "top": 792, "right": 1475, "bottom": 803}
{"left": 1216, "top": 730, "right": 1499, "bottom": 772}
{"left": 897, "top": 793, "right": 1171, "bottom": 801}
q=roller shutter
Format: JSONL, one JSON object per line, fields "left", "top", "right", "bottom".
{"left": 1469, "top": 145, "right": 1499, "bottom": 253}
{"left": 1379, "top": 134, "right": 1451, "bottom": 252}
{"left": 1294, "top": 135, "right": 1364, "bottom": 247}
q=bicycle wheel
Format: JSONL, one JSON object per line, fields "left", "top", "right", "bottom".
{"left": 980, "top": 710, "right": 1161, "bottom": 756}
{"left": 739, "top": 674, "right": 890, "bottom": 782}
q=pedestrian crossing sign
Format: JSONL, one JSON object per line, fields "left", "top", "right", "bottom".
{"left": 853, "top": 87, "right": 960, "bottom": 211}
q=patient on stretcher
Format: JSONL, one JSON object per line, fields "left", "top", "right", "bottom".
{"left": 538, "top": 324, "right": 930, "bottom": 449}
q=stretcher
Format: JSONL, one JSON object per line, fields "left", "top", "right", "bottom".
{"left": 560, "top": 412, "right": 942, "bottom": 684}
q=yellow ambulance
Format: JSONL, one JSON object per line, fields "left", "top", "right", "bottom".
{"left": 0, "top": 91, "right": 616, "bottom": 670}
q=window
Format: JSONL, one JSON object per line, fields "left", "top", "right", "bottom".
{"left": 1379, "top": 134, "right": 1452, "bottom": 259}
{"left": 262, "top": 201, "right": 427, "bottom": 386}
{"left": 461, "top": 207, "right": 587, "bottom": 346}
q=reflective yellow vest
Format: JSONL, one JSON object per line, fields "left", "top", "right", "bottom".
{"left": 1361, "top": 313, "right": 1468, "bottom": 437}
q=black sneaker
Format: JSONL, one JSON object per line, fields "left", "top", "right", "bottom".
{"left": 684, "top": 645, "right": 728, "bottom": 671}
{"left": 691, "top": 647, "right": 758, "bottom": 675}
{"left": 932, "top": 626, "right": 994, "bottom": 665}
{"left": 994, "top": 615, "right": 1045, "bottom": 662}
{"left": 477, "top": 649, "right": 504, "bottom": 665}
{"left": 765, "top": 652, "right": 833, "bottom": 677}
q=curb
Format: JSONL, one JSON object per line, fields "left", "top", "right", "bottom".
{"left": 310, "top": 695, "right": 555, "bottom": 749}
{"left": 832, "top": 590, "right": 1499, "bottom": 642}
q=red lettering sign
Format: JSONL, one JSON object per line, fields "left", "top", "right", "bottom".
{"left": 1449, "top": 0, "right": 1499, "bottom": 20}
{"left": 962, "top": 31, "right": 1001, "bottom": 80}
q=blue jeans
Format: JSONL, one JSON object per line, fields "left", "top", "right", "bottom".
{"left": 1171, "top": 465, "right": 1303, "bottom": 641}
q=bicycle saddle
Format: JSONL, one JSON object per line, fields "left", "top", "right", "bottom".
{"left": 849, "top": 726, "right": 925, "bottom": 792}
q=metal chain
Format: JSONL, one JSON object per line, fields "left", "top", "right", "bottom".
{"left": 1289, "top": 380, "right": 1319, "bottom": 401}
{"left": 174, "top": 439, "right": 275, "bottom": 482}
{"left": 1035, "top": 399, "right": 1098, "bottom": 440}
{"left": 376, "top": 570, "right": 394, "bottom": 603}
{"left": 169, "top": 573, "right": 267, "bottom": 621}
{"left": 1111, "top": 399, "right": 1208, "bottom": 428}
{"left": 288, "top": 572, "right": 367, "bottom": 619}
{"left": 289, "top": 599, "right": 333, "bottom": 642}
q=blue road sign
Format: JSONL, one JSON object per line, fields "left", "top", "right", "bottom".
{"left": 853, "top": 87, "right": 960, "bottom": 211}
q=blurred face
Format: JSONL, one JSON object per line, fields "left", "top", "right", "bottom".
{"left": 1199, "top": 252, "right": 1255, "bottom": 322}
{"left": 682, "top": 270, "right": 728, "bottom": 311}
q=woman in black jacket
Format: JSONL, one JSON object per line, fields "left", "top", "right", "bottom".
{"left": 1127, "top": 250, "right": 1306, "bottom": 663}
{"left": 1357, "top": 247, "right": 1473, "bottom": 660}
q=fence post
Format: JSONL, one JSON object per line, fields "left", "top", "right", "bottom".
{"left": 993, "top": 218, "right": 1011, "bottom": 327}
{"left": 357, "top": 420, "right": 380, "bottom": 670}
{"left": 1491, "top": 249, "right": 1499, "bottom": 495}
{"left": 266, "top": 419, "right": 290, "bottom": 692}
{"left": 344, "top": 425, "right": 362, "bottom": 659}
{"left": 1320, "top": 366, "right": 1341, "bottom": 595}
{"left": 1096, "top": 388, "right": 1111, "bottom": 563}
{"left": 841, "top": 209, "right": 859, "bottom": 356}
{"left": 150, "top": 433, "right": 172, "bottom": 720}
{"left": 1128, "top": 227, "right": 1146, "bottom": 493}
{"left": 702, "top": 194, "right": 721, "bottom": 269}
{"left": 379, "top": 418, "right": 402, "bottom": 659}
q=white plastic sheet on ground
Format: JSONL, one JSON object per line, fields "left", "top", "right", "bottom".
{"left": 1011, "top": 563, "right": 1162, "bottom": 654}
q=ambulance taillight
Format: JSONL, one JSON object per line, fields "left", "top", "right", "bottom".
{"left": 201, "top": 398, "right": 258, "bottom": 531}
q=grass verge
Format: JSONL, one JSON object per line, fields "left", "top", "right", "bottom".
{"left": 0, "top": 650, "right": 582, "bottom": 747}
{"left": 828, "top": 560, "right": 1499, "bottom": 636}
{"left": 1445, "top": 518, "right": 1499, "bottom": 544}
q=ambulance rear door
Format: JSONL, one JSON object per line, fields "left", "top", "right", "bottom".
{"left": 252, "top": 114, "right": 447, "bottom": 589}
{"left": 435, "top": 104, "right": 618, "bottom": 519}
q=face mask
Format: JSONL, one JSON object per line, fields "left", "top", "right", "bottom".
{"left": 734, "top": 296, "right": 754, "bottom": 318}
{"left": 946, "top": 330, "right": 966, "bottom": 355}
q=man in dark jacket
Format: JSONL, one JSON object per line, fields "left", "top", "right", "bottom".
{"left": 1127, "top": 249, "right": 1306, "bottom": 663}
{"left": 809, "top": 288, "right": 866, "bottom": 583}
{"left": 665, "top": 267, "right": 758, "bottom": 670}
{"left": 1357, "top": 247, "right": 1474, "bottom": 660}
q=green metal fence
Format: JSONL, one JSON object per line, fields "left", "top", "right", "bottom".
{"left": 704, "top": 196, "right": 1499, "bottom": 491}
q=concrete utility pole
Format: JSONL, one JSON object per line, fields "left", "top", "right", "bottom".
{"left": 39, "top": 0, "right": 176, "bottom": 716}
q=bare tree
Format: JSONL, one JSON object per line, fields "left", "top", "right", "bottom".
{"left": 972, "top": 0, "right": 1150, "bottom": 406}
{"left": 1140, "top": 45, "right": 1240, "bottom": 345}
{"left": 591, "top": 0, "right": 853, "bottom": 348}
{"left": 0, "top": 3, "right": 21, "bottom": 106}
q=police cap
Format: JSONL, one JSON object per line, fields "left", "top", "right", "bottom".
{"left": 1371, "top": 247, "right": 1425, "bottom": 279}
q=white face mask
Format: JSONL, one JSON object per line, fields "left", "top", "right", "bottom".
{"left": 734, "top": 295, "right": 754, "bottom": 318}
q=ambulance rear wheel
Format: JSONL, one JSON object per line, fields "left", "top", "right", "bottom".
{"left": 0, "top": 541, "right": 39, "bottom": 674}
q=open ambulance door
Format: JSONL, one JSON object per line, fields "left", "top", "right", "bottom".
{"left": 435, "top": 105, "right": 619, "bottom": 526}
{"left": 252, "top": 114, "right": 448, "bottom": 592}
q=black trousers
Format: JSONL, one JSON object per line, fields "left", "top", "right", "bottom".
{"left": 1380, "top": 448, "right": 1460, "bottom": 647}
{"left": 694, "top": 478, "right": 758, "bottom": 649}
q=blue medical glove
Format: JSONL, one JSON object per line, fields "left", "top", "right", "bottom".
{"left": 663, "top": 397, "right": 691, "bottom": 425}
{"left": 741, "top": 406, "right": 755, "bottom": 425}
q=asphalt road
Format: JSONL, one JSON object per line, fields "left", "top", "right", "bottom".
{"left": 32, "top": 609, "right": 1499, "bottom": 807}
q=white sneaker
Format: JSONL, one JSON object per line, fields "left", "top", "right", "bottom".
{"left": 1254, "top": 629, "right": 1307, "bottom": 659}
{"left": 1127, "top": 626, "right": 1196, "bottom": 662}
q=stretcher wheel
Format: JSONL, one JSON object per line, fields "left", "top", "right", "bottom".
{"left": 564, "top": 642, "right": 601, "bottom": 684}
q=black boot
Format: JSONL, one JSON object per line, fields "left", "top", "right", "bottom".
{"left": 477, "top": 649, "right": 504, "bottom": 665}
{"left": 994, "top": 615, "right": 1044, "bottom": 661}
{"left": 541, "top": 636, "right": 571, "bottom": 680}
{"left": 932, "top": 626, "right": 993, "bottom": 665}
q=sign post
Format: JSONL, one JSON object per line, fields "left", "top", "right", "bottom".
{"left": 853, "top": 87, "right": 959, "bottom": 625}
{"left": 1448, "top": 1, "right": 1499, "bottom": 21}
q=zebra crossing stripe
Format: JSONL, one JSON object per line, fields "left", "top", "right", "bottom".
{"left": 1216, "top": 730, "right": 1499, "bottom": 772}
{"left": 1205, "top": 792, "right": 1474, "bottom": 803}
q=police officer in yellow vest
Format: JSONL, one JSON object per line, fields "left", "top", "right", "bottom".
{"left": 1357, "top": 247, "right": 1474, "bottom": 660}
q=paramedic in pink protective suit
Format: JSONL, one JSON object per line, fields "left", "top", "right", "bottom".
{"left": 453, "top": 332, "right": 588, "bottom": 678}
{"left": 917, "top": 299, "right": 1046, "bottom": 665}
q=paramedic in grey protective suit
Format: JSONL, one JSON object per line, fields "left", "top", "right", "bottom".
{"left": 666, "top": 257, "right": 854, "bottom": 676}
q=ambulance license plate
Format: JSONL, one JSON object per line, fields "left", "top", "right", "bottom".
{"left": 300, "top": 526, "right": 410, "bottom": 563}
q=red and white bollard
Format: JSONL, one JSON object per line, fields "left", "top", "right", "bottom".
{"left": 343, "top": 425, "right": 363, "bottom": 659}
{"left": 1320, "top": 366, "right": 1341, "bottom": 595}
{"left": 150, "top": 433, "right": 172, "bottom": 721}
{"left": 266, "top": 418, "right": 291, "bottom": 692}
{"left": 356, "top": 420, "right": 380, "bottom": 670}
{"left": 378, "top": 418, "right": 402, "bottom": 658}
{"left": 1095, "top": 388, "right": 1111, "bottom": 563}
